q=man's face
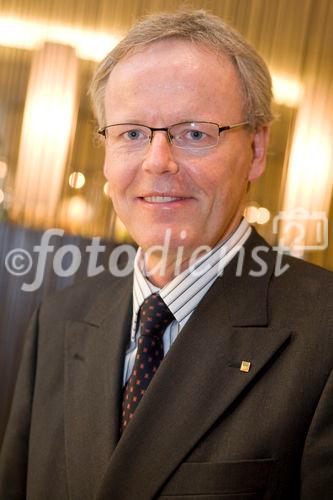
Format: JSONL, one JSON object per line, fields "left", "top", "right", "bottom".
{"left": 103, "top": 40, "right": 268, "bottom": 256}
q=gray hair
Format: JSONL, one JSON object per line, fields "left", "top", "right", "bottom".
{"left": 89, "top": 10, "right": 273, "bottom": 129}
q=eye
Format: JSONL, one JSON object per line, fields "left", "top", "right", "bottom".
{"left": 186, "top": 129, "right": 206, "bottom": 141}
{"left": 123, "top": 129, "right": 146, "bottom": 141}
{"left": 169, "top": 122, "right": 218, "bottom": 150}
{"left": 176, "top": 127, "right": 209, "bottom": 143}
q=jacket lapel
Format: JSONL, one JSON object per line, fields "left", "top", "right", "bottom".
{"left": 96, "top": 231, "right": 293, "bottom": 500}
{"left": 64, "top": 274, "right": 132, "bottom": 500}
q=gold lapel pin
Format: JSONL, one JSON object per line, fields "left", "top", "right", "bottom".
{"left": 240, "top": 361, "right": 251, "bottom": 373}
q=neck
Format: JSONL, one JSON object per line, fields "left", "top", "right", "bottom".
{"left": 142, "top": 248, "right": 209, "bottom": 287}
{"left": 142, "top": 215, "right": 244, "bottom": 287}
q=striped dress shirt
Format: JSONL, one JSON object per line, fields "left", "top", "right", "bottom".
{"left": 122, "top": 218, "right": 251, "bottom": 386}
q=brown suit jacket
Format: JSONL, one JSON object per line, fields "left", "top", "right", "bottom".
{"left": 0, "top": 230, "right": 332, "bottom": 500}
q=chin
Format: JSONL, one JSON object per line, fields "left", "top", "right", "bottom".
{"left": 132, "top": 224, "right": 177, "bottom": 244}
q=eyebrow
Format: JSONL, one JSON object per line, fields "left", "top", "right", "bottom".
{"left": 104, "top": 118, "right": 209, "bottom": 126}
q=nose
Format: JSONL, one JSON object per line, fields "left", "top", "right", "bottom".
{"left": 141, "top": 131, "right": 179, "bottom": 174}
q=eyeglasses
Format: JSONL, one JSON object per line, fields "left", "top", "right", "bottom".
{"left": 98, "top": 120, "right": 250, "bottom": 151}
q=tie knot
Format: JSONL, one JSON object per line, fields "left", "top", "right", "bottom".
{"left": 139, "top": 293, "right": 174, "bottom": 338}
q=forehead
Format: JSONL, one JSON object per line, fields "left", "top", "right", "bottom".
{"left": 104, "top": 39, "right": 245, "bottom": 122}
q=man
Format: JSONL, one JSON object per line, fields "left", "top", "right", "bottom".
{"left": 0, "top": 10, "right": 332, "bottom": 500}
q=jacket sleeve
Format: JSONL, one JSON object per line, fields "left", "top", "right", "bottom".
{"left": 0, "top": 307, "right": 40, "bottom": 499}
{"left": 300, "top": 368, "right": 333, "bottom": 500}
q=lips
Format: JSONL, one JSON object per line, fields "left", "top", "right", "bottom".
{"left": 138, "top": 191, "right": 191, "bottom": 202}
{"left": 142, "top": 196, "right": 185, "bottom": 203}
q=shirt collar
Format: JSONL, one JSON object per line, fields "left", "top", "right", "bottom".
{"left": 132, "top": 218, "right": 251, "bottom": 340}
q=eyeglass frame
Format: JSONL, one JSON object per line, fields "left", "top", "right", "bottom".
{"left": 97, "top": 120, "right": 251, "bottom": 150}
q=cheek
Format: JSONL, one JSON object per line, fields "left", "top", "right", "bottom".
{"left": 184, "top": 152, "right": 232, "bottom": 201}
{"left": 104, "top": 153, "right": 134, "bottom": 197}
{"left": 190, "top": 148, "right": 251, "bottom": 211}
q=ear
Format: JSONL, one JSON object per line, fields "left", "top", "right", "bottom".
{"left": 103, "top": 160, "right": 110, "bottom": 179}
{"left": 248, "top": 125, "right": 270, "bottom": 182}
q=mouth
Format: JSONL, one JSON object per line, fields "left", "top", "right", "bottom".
{"left": 141, "top": 195, "right": 187, "bottom": 203}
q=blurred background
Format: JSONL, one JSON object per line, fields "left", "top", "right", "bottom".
{"left": 0, "top": 0, "right": 332, "bottom": 442}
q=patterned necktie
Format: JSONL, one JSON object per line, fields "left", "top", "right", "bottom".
{"left": 121, "top": 293, "right": 174, "bottom": 433}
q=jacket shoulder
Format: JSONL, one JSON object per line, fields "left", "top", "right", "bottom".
{"left": 270, "top": 252, "right": 333, "bottom": 329}
{"left": 39, "top": 271, "right": 132, "bottom": 323}
{"left": 273, "top": 252, "right": 333, "bottom": 295}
